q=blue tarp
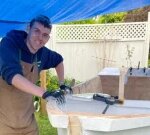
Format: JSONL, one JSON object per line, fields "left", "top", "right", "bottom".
{"left": 0, "top": 0, "right": 150, "bottom": 36}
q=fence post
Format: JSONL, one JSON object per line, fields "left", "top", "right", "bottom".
{"left": 147, "top": 12, "right": 150, "bottom": 67}
{"left": 40, "top": 70, "right": 47, "bottom": 115}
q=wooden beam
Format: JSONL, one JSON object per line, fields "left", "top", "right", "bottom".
{"left": 68, "top": 115, "right": 82, "bottom": 135}
{"left": 118, "top": 68, "right": 127, "bottom": 104}
{"left": 40, "top": 70, "right": 47, "bottom": 115}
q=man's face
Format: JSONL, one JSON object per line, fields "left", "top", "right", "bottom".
{"left": 27, "top": 22, "right": 51, "bottom": 53}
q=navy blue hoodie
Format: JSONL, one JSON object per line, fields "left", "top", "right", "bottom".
{"left": 0, "top": 30, "right": 63, "bottom": 85}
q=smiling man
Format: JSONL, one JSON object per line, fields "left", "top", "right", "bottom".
{"left": 0, "top": 15, "right": 71, "bottom": 135}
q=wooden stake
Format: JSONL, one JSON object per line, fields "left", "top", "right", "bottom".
{"left": 40, "top": 70, "right": 47, "bottom": 115}
{"left": 68, "top": 115, "right": 82, "bottom": 135}
{"left": 118, "top": 68, "right": 127, "bottom": 104}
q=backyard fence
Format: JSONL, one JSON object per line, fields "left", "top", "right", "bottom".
{"left": 46, "top": 13, "right": 150, "bottom": 82}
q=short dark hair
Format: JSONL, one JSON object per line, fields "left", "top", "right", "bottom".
{"left": 30, "top": 15, "right": 52, "bottom": 29}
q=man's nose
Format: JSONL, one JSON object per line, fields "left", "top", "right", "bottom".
{"left": 38, "top": 33, "right": 43, "bottom": 40}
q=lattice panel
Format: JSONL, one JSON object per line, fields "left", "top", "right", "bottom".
{"left": 55, "top": 22, "right": 147, "bottom": 41}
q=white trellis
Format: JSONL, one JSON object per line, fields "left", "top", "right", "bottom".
{"left": 55, "top": 22, "right": 147, "bottom": 41}
{"left": 47, "top": 13, "right": 150, "bottom": 82}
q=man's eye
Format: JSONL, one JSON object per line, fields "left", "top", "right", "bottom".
{"left": 43, "top": 34, "right": 50, "bottom": 39}
{"left": 34, "top": 29, "right": 40, "bottom": 34}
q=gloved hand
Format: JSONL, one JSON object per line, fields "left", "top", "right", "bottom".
{"left": 42, "top": 90, "right": 65, "bottom": 104}
{"left": 60, "top": 84, "right": 73, "bottom": 94}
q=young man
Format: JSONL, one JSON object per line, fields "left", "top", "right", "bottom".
{"left": 0, "top": 15, "right": 70, "bottom": 135}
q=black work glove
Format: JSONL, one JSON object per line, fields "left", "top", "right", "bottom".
{"left": 60, "top": 84, "right": 73, "bottom": 94}
{"left": 42, "top": 90, "right": 65, "bottom": 104}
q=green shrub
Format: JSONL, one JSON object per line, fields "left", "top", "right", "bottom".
{"left": 46, "top": 70, "right": 79, "bottom": 92}
{"left": 46, "top": 71, "right": 59, "bottom": 92}
{"left": 34, "top": 70, "right": 80, "bottom": 102}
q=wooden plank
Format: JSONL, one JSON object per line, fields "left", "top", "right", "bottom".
{"left": 72, "top": 76, "right": 103, "bottom": 94}
{"left": 68, "top": 115, "right": 82, "bottom": 135}
{"left": 118, "top": 68, "right": 127, "bottom": 104}
{"left": 40, "top": 70, "right": 47, "bottom": 115}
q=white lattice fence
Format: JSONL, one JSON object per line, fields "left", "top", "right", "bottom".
{"left": 55, "top": 22, "right": 147, "bottom": 42}
{"left": 47, "top": 21, "right": 150, "bottom": 81}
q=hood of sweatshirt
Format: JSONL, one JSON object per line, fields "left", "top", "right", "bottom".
{"left": 5, "top": 30, "right": 31, "bottom": 52}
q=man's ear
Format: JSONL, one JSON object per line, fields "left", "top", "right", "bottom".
{"left": 26, "top": 24, "right": 30, "bottom": 33}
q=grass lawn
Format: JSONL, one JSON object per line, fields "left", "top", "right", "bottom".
{"left": 35, "top": 112, "right": 57, "bottom": 135}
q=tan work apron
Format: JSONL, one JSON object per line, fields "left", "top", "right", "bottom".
{"left": 0, "top": 57, "right": 39, "bottom": 135}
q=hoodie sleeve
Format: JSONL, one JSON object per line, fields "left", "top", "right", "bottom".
{"left": 39, "top": 47, "right": 63, "bottom": 70}
{"left": 0, "top": 37, "right": 23, "bottom": 85}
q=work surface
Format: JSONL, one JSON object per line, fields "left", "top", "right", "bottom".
{"left": 46, "top": 93, "right": 150, "bottom": 135}
{"left": 47, "top": 94, "right": 150, "bottom": 115}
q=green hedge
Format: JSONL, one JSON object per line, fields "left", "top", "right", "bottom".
{"left": 34, "top": 70, "right": 79, "bottom": 102}
{"left": 46, "top": 70, "right": 80, "bottom": 92}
